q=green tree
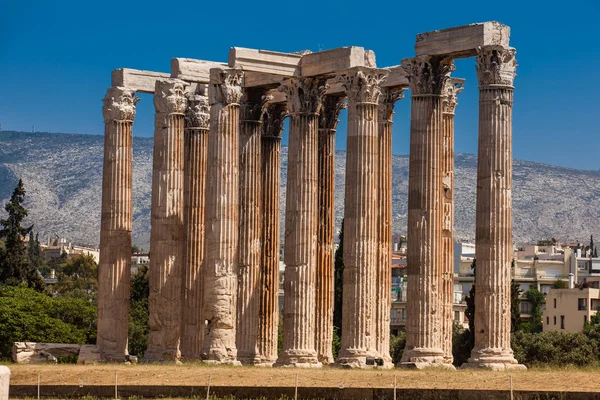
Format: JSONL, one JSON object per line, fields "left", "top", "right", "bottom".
{"left": 128, "top": 264, "right": 149, "bottom": 357}
{"left": 54, "top": 254, "right": 98, "bottom": 302}
{"left": 591, "top": 235, "right": 595, "bottom": 256}
{"left": 131, "top": 244, "right": 140, "bottom": 254}
{"left": 333, "top": 220, "right": 344, "bottom": 352}
{"left": 511, "top": 280, "right": 522, "bottom": 332}
{"left": 524, "top": 286, "right": 545, "bottom": 333}
{"left": 551, "top": 279, "right": 569, "bottom": 289}
{"left": 0, "top": 179, "right": 43, "bottom": 291}
{"left": 28, "top": 232, "right": 49, "bottom": 277}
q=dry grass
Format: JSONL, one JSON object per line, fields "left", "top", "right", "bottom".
{"left": 3, "top": 363, "right": 600, "bottom": 392}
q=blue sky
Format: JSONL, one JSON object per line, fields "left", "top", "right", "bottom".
{"left": 1, "top": 0, "right": 599, "bottom": 170}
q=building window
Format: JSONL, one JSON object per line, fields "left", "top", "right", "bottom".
{"left": 454, "top": 311, "right": 460, "bottom": 321}
{"left": 401, "top": 308, "right": 406, "bottom": 321}
{"left": 578, "top": 298, "right": 588, "bottom": 311}
{"left": 561, "top": 315, "right": 565, "bottom": 329}
{"left": 554, "top": 298, "right": 557, "bottom": 308}
{"left": 554, "top": 316, "right": 557, "bottom": 325}
{"left": 546, "top": 316, "right": 549, "bottom": 325}
{"left": 520, "top": 302, "right": 532, "bottom": 314}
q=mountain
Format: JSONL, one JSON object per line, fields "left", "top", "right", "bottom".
{"left": 1, "top": 131, "right": 599, "bottom": 249}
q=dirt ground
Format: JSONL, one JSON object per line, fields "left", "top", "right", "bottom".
{"left": 4, "top": 363, "right": 600, "bottom": 392}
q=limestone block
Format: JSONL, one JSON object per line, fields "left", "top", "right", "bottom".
{"left": 111, "top": 68, "right": 170, "bottom": 93}
{"left": 381, "top": 66, "right": 409, "bottom": 88}
{"left": 0, "top": 366, "right": 9, "bottom": 400}
{"left": 229, "top": 47, "right": 301, "bottom": 76}
{"left": 12, "top": 342, "right": 81, "bottom": 363}
{"left": 171, "top": 58, "right": 227, "bottom": 83}
{"left": 415, "top": 21, "right": 510, "bottom": 58}
{"left": 77, "top": 345, "right": 106, "bottom": 364}
{"left": 300, "top": 47, "right": 373, "bottom": 77}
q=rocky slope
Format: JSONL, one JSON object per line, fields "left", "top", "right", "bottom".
{"left": 1, "top": 131, "right": 598, "bottom": 249}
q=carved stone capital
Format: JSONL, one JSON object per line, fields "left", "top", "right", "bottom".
{"left": 475, "top": 45, "right": 517, "bottom": 87}
{"left": 262, "top": 103, "right": 287, "bottom": 137}
{"left": 442, "top": 78, "right": 465, "bottom": 115}
{"left": 401, "top": 56, "right": 455, "bottom": 96}
{"left": 102, "top": 87, "right": 139, "bottom": 122}
{"left": 319, "top": 95, "right": 347, "bottom": 132}
{"left": 185, "top": 93, "right": 210, "bottom": 130}
{"left": 337, "top": 68, "right": 387, "bottom": 105}
{"left": 240, "top": 88, "right": 269, "bottom": 122}
{"left": 278, "top": 77, "right": 328, "bottom": 115}
{"left": 378, "top": 87, "right": 405, "bottom": 122}
{"left": 209, "top": 68, "right": 244, "bottom": 105}
{"left": 154, "top": 79, "right": 187, "bottom": 115}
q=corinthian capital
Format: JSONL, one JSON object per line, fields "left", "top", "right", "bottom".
{"left": 209, "top": 68, "right": 244, "bottom": 105}
{"left": 278, "top": 77, "right": 328, "bottom": 115}
{"left": 262, "top": 103, "right": 287, "bottom": 137}
{"left": 185, "top": 93, "right": 210, "bottom": 130}
{"left": 319, "top": 95, "right": 347, "bottom": 131}
{"left": 102, "top": 87, "right": 139, "bottom": 122}
{"left": 337, "top": 68, "right": 387, "bottom": 105}
{"left": 154, "top": 79, "right": 187, "bottom": 115}
{"left": 475, "top": 45, "right": 517, "bottom": 87}
{"left": 378, "top": 87, "right": 405, "bottom": 122}
{"left": 401, "top": 56, "right": 455, "bottom": 96}
{"left": 442, "top": 78, "right": 465, "bottom": 115}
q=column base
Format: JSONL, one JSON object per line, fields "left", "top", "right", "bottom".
{"left": 275, "top": 350, "right": 322, "bottom": 368}
{"left": 237, "top": 354, "right": 263, "bottom": 366}
{"left": 399, "top": 347, "right": 449, "bottom": 369}
{"left": 142, "top": 350, "right": 182, "bottom": 364}
{"left": 337, "top": 348, "right": 392, "bottom": 369}
{"left": 461, "top": 347, "right": 526, "bottom": 371}
{"left": 317, "top": 354, "right": 335, "bottom": 365}
{"left": 200, "top": 345, "right": 240, "bottom": 365}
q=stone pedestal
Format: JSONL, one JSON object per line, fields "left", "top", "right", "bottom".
{"left": 463, "top": 46, "right": 525, "bottom": 371}
{"left": 337, "top": 68, "right": 386, "bottom": 368}
{"left": 276, "top": 77, "right": 326, "bottom": 368}
{"left": 375, "top": 88, "right": 403, "bottom": 367}
{"left": 440, "top": 78, "right": 463, "bottom": 365}
{"left": 315, "top": 95, "right": 345, "bottom": 365}
{"left": 400, "top": 57, "right": 454, "bottom": 369}
{"left": 257, "top": 104, "right": 286, "bottom": 366}
{"left": 0, "top": 366, "right": 9, "bottom": 400}
{"left": 237, "top": 91, "right": 264, "bottom": 365}
{"left": 145, "top": 79, "right": 187, "bottom": 363}
{"left": 180, "top": 92, "right": 210, "bottom": 360}
{"left": 201, "top": 68, "right": 243, "bottom": 365}
{"left": 97, "top": 87, "right": 138, "bottom": 361}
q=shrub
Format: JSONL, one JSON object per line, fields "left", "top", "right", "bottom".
{"left": 511, "top": 330, "right": 599, "bottom": 367}
{"left": 389, "top": 331, "right": 406, "bottom": 365}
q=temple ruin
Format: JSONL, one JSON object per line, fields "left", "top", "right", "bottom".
{"left": 98, "top": 21, "right": 525, "bottom": 370}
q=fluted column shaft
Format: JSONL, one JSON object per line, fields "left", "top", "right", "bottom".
{"left": 201, "top": 68, "right": 244, "bottom": 364}
{"left": 146, "top": 79, "right": 187, "bottom": 362}
{"left": 180, "top": 93, "right": 210, "bottom": 360}
{"left": 338, "top": 68, "right": 386, "bottom": 368}
{"left": 97, "top": 87, "right": 138, "bottom": 360}
{"left": 258, "top": 105, "right": 285, "bottom": 365}
{"left": 466, "top": 46, "right": 524, "bottom": 370}
{"left": 375, "top": 88, "right": 403, "bottom": 366}
{"left": 440, "top": 79, "right": 463, "bottom": 364}
{"left": 316, "top": 96, "right": 344, "bottom": 365}
{"left": 400, "top": 57, "right": 453, "bottom": 368}
{"left": 276, "top": 77, "right": 326, "bottom": 367}
{"left": 237, "top": 94, "right": 263, "bottom": 365}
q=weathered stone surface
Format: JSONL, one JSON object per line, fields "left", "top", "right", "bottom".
{"left": 145, "top": 79, "right": 187, "bottom": 363}
{"left": 380, "top": 66, "right": 409, "bottom": 88}
{"left": 276, "top": 77, "right": 326, "bottom": 368}
{"left": 229, "top": 47, "right": 302, "bottom": 76}
{"left": 171, "top": 58, "right": 226, "bottom": 83}
{"left": 78, "top": 345, "right": 105, "bottom": 364}
{"left": 337, "top": 68, "right": 386, "bottom": 368}
{"left": 111, "top": 68, "right": 170, "bottom": 94}
{"left": 400, "top": 56, "right": 454, "bottom": 369}
{"left": 415, "top": 21, "right": 510, "bottom": 59}
{"left": 463, "top": 46, "right": 524, "bottom": 370}
{"left": 300, "top": 47, "right": 375, "bottom": 77}
{"left": 257, "top": 104, "right": 286, "bottom": 366}
{"left": 97, "top": 87, "right": 137, "bottom": 360}
{"left": 441, "top": 78, "right": 464, "bottom": 365}
{"left": 13, "top": 342, "right": 81, "bottom": 363}
{"left": 201, "top": 68, "right": 243, "bottom": 365}
{"left": 0, "top": 365, "right": 9, "bottom": 400}
{"left": 180, "top": 91, "right": 210, "bottom": 360}
{"left": 316, "top": 95, "right": 345, "bottom": 365}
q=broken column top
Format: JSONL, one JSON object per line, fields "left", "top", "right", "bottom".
{"left": 415, "top": 21, "right": 511, "bottom": 59}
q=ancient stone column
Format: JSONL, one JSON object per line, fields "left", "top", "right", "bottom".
{"left": 201, "top": 68, "right": 243, "bottom": 365}
{"left": 145, "top": 79, "right": 187, "bottom": 362}
{"left": 464, "top": 46, "right": 525, "bottom": 370}
{"left": 257, "top": 104, "right": 286, "bottom": 366}
{"left": 337, "top": 68, "right": 387, "bottom": 368}
{"left": 236, "top": 90, "right": 265, "bottom": 365}
{"left": 180, "top": 90, "right": 210, "bottom": 360}
{"left": 440, "top": 78, "right": 464, "bottom": 365}
{"left": 98, "top": 86, "right": 138, "bottom": 360}
{"left": 375, "top": 87, "right": 404, "bottom": 367}
{"left": 400, "top": 56, "right": 454, "bottom": 369}
{"left": 276, "top": 77, "right": 327, "bottom": 367}
{"left": 316, "top": 95, "right": 345, "bottom": 365}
